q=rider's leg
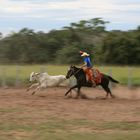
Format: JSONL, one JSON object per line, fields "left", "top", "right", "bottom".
{"left": 88, "top": 68, "right": 96, "bottom": 87}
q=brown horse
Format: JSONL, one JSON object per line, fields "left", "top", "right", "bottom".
{"left": 65, "top": 66, "right": 119, "bottom": 99}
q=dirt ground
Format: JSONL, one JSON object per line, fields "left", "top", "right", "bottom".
{"left": 0, "top": 86, "right": 140, "bottom": 122}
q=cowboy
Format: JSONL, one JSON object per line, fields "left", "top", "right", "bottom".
{"left": 79, "top": 51, "right": 96, "bottom": 87}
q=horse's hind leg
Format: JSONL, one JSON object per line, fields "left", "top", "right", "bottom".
{"left": 102, "top": 85, "right": 115, "bottom": 99}
{"left": 105, "top": 92, "right": 109, "bottom": 98}
{"left": 107, "top": 87, "right": 115, "bottom": 98}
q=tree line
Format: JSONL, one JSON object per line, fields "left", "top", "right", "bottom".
{"left": 0, "top": 18, "right": 140, "bottom": 65}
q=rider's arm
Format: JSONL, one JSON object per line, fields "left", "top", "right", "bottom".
{"left": 81, "top": 62, "right": 87, "bottom": 68}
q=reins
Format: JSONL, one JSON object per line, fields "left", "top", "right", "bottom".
{"left": 72, "top": 68, "right": 82, "bottom": 76}
{"left": 67, "top": 67, "right": 83, "bottom": 79}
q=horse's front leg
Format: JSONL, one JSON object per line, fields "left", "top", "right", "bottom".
{"left": 76, "top": 86, "right": 81, "bottom": 98}
{"left": 65, "top": 85, "right": 78, "bottom": 96}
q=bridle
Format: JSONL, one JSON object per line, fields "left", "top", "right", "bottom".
{"left": 73, "top": 68, "right": 81, "bottom": 76}
{"left": 67, "top": 67, "right": 82, "bottom": 78}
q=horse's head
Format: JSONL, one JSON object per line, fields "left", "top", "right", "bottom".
{"left": 66, "top": 65, "right": 77, "bottom": 79}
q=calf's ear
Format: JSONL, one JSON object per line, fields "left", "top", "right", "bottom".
{"left": 35, "top": 73, "right": 40, "bottom": 75}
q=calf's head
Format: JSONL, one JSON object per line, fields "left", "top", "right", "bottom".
{"left": 29, "top": 72, "right": 39, "bottom": 82}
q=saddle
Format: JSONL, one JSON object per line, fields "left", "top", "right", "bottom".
{"left": 84, "top": 68, "right": 102, "bottom": 84}
{"left": 93, "top": 68, "right": 102, "bottom": 84}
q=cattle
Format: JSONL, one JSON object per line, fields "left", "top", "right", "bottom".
{"left": 27, "top": 72, "right": 66, "bottom": 95}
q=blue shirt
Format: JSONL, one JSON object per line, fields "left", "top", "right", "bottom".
{"left": 84, "top": 57, "right": 93, "bottom": 68}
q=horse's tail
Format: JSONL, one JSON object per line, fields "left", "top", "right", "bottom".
{"left": 107, "top": 75, "right": 119, "bottom": 83}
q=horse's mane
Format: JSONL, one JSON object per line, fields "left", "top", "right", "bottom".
{"left": 74, "top": 66, "right": 83, "bottom": 71}
{"left": 73, "top": 66, "right": 85, "bottom": 76}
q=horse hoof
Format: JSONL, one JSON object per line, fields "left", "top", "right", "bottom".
{"left": 111, "top": 95, "right": 115, "bottom": 98}
{"left": 67, "top": 95, "right": 73, "bottom": 98}
{"left": 74, "top": 96, "right": 79, "bottom": 99}
{"left": 80, "top": 94, "right": 88, "bottom": 99}
{"left": 32, "top": 92, "right": 35, "bottom": 95}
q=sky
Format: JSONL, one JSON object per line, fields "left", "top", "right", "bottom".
{"left": 0, "top": 0, "right": 140, "bottom": 35}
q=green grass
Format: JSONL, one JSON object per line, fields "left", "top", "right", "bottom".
{"left": 0, "top": 64, "right": 68, "bottom": 86}
{"left": 0, "top": 119, "right": 140, "bottom": 140}
{"left": 98, "top": 66, "right": 140, "bottom": 86}
{"left": 0, "top": 108, "right": 23, "bottom": 113}
{"left": 0, "top": 64, "right": 139, "bottom": 86}
{"left": 0, "top": 106, "right": 140, "bottom": 140}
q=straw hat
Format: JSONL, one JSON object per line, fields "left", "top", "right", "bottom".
{"left": 81, "top": 52, "right": 89, "bottom": 57}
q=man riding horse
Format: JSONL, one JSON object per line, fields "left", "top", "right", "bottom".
{"left": 79, "top": 51, "right": 101, "bottom": 87}
{"left": 65, "top": 51, "right": 119, "bottom": 98}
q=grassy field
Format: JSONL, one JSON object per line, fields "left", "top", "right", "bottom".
{"left": 0, "top": 118, "right": 140, "bottom": 140}
{"left": 0, "top": 64, "right": 140, "bottom": 86}
{"left": 0, "top": 87, "right": 140, "bottom": 140}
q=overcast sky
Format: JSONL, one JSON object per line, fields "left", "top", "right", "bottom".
{"left": 0, "top": 0, "right": 140, "bottom": 35}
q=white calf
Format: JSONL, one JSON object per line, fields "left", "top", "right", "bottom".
{"left": 27, "top": 72, "right": 66, "bottom": 95}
